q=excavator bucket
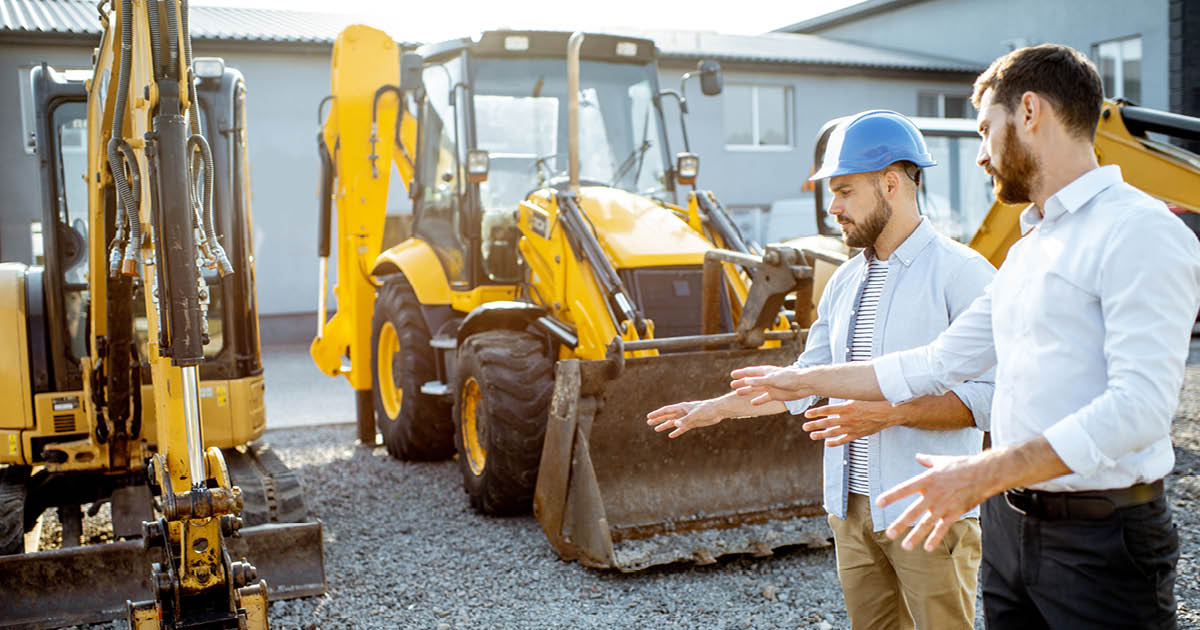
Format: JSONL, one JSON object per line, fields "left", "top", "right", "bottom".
{"left": 534, "top": 344, "right": 830, "bottom": 571}
{"left": 0, "top": 521, "right": 324, "bottom": 629}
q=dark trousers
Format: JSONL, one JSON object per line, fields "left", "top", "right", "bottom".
{"left": 980, "top": 493, "right": 1179, "bottom": 629}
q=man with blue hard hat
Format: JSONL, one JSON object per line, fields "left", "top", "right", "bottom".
{"left": 649, "top": 109, "right": 995, "bottom": 629}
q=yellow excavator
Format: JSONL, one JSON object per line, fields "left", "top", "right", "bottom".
{"left": 0, "top": 1, "right": 323, "bottom": 627}
{"left": 787, "top": 101, "right": 1200, "bottom": 317}
{"left": 311, "top": 25, "right": 828, "bottom": 571}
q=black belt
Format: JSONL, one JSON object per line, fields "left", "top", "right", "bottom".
{"left": 1003, "top": 479, "right": 1163, "bottom": 521}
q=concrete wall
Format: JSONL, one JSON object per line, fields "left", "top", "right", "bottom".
{"left": 788, "top": 0, "right": 1171, "bottom": 111}
{"left": 188, "top": 43, "right": 337, "bottom": 316}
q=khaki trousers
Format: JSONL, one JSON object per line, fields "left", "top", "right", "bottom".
{"left": 828, "top": 493, "right": 981, "bottom": 630}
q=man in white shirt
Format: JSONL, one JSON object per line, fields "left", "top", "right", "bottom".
{"left": 649, "top": 110, "right": 995, "bottom": 630}
{"left": 728, "top": 44, "right": 1200, "bottom": 629}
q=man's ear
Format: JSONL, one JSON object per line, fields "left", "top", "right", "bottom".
{"left": 885, "top": 168, "right": 903, "bottom": 199}
{"left": 1019, "top": 91, "right": 1042, "bottom": 134}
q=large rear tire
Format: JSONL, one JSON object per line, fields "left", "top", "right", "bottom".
{"left": 371, "top": 277, "right": 454, "bottom": 460}
{"left": 453, "top": 330, "right": 554, "bottom": 515}
{"left": 0, "top": 466, "right": 31, "bottom": 555}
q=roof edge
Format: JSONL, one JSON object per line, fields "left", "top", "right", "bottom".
{"left": 773, "top": 0, "right": 931, "bottom": 34}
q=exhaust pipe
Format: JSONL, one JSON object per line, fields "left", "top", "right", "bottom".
{"left": 567, "top": 32, "right": 584, "bottom": 196}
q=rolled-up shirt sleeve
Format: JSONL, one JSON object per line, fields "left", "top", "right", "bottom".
{"left": 874, "top": 280, "right": 998, "bottom": 406}
{"left": 1042, "top": 211, "right": 1200, "bottom": 477}
{"left": 785, "top": 272, "right": 837, "bottom": 416}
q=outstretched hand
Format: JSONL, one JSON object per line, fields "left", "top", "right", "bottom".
{"left": 803, "top": 400, "right": 900, "bottom": 447}
{"left": 646, "top": 400, "right": 722, "bottom": 438}
{"left": 730, "top": 365, "right": 809, "bottom": 405}
{"left": 875, "top": 453, "right": 992, "bottom": 551}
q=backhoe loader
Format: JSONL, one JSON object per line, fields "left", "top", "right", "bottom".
{"left": 0, "top": 2, "right": 323, "bottom": 627}
{"left": 311, "top": 26, "right": 828, "bottom": 570}
{"left": 786, "top": 101, "right": 1200, "bottom": 319}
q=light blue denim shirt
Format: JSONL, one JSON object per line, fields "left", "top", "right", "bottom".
{"left": 785, "top": 218, "right": 995, "bottom": 530}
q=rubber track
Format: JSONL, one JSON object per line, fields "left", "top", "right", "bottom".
{"left": 455, "top": 330, "right": 554, "bottom": 515}
{"left": 223, "top": 445, "right": 309, "bottom": 526}
{"left": 371, "top": 277, "right": 454, "bottom": 460}
{"left": 0, "top": 466, "right": 29, "bottom": 555}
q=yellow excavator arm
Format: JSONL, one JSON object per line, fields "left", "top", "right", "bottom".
{"left": 89, "top": 1, "right": 267, "bottom": 626}
{"left": 311, "top": 26, "right": 423, "bottom": 403}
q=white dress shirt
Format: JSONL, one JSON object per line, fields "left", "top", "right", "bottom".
{"left": 875, "top": 165, "right": 1200, "bottom": 492}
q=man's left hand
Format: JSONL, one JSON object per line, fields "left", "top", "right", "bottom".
{"left": 802, "top": 400, "right": 901, "bottom": 447}
{"left": 875, "top": 453, "right": 994, "bottom": 552}
{"left": 730, "top": 365, "right": 808, "bottom": 405}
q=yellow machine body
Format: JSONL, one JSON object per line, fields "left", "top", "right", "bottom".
{"left": 313, "top": 25, "right": 815, "bottom": 570}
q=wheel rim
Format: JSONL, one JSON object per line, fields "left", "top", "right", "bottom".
{"left": 376, "top": 321, "right": 403, "bottom": 419}
{"left": 460, "top": 377, "right": 486, "bottom": 475}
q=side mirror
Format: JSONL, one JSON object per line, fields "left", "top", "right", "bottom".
{"left": 675, "top": 152, "right": 699, "bottom": 186}
{"left": 698, "top": 60, "right": 722, "bottom": 96}
{"left": 466, "top": 150, "right": 489, "bottom": 183}
{"left": 400, "top": 52, "right": 424, "bottom": 91}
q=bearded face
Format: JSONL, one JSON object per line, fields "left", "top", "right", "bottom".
{"left": 840, "top": 180, "right": 892, "bottom": 249}
{"left": 987, "top": 120, "right": 1041, "bottom": 205}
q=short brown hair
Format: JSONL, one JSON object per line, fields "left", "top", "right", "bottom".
{"left": 971, "top": 44, "right": 1103, "bottom": 139}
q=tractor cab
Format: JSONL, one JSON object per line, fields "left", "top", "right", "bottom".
{"left": 403, "top": 31, "right": 714, "bottom": 289}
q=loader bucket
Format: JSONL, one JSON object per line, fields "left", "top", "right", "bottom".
{"left": 534, "top": 344, "right": 830, "bottom": 571}
{"left": 0, "top": 521, "right": 325, "bottom": 629}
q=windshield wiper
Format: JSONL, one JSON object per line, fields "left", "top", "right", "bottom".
{"left": 609, "top": 138, "right": 652, "bottom": 187}
{"left": 611, "top": 106, "right": 653, "bottom": 188}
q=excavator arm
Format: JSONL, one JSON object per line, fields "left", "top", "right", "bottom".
{"left": 85, "top": 1, "right": 267, "bottom": 626}
{"left": 310, "top": 27, "right": 425, "bottom": 442}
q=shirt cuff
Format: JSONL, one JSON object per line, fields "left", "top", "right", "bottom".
{"left": 784, "top": 395, "right": 818, "bottom": 416}
{"left": 1042, "top": 415, "right": 1111, "bottom": 478}
{"left": 874, "top": 354, "right": 916, "bottom": 405}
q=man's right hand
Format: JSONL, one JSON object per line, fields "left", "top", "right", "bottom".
{"left": 646, "top": 400, "right": 724, "bottom": 438}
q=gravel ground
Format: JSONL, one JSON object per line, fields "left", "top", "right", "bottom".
{"left": 39, "top": 363, "right": 1200, "bottom": 629}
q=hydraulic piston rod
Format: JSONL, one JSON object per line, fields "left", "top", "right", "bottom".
{"left": 180, "top": 365, "right": 206, "bottom": 485}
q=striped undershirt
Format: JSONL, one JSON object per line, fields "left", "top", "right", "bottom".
{"left": 847, "top": 258, "right": 889, "bottom": 496}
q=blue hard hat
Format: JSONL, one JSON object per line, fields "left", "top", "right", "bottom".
{"left": 809, "top": 110, "right": 936, "bottom": 181}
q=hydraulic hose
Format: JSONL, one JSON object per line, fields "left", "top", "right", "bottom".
{"left": 188, "top": 133, "right": 233, "bottom": 276}
{"left": 181, "top": 0, "right": 201, "bottom": 137}
{"left": 145, "top": 0, "right": 161, "bottom": 76}
{"left": 163, "top": 0, "right": 179, "bottom": 78}
{"left": 111, "top": 141, "right": 142, "bottom": 275}
{"left": 106, "top": 0, "right": 142, "bottom": 276}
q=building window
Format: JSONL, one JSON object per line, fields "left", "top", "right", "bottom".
{"left": 1093, "top": 36, "right": 1141, "bottom": 103}
{"left": 918, "top": 93, "right": 973, "bottom": 118}
{"left": 724, "top": 84, "right": 791, "bottom": 148}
